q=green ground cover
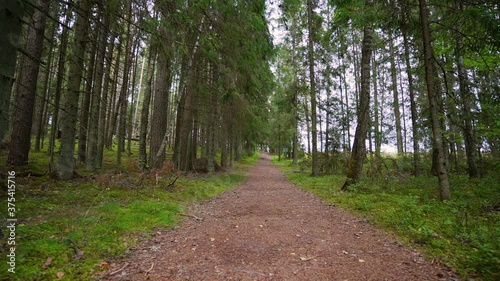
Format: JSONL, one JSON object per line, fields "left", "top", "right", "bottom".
{"left": 273, "top": 156, "right": 500, "bottom": 281}
{"left": 0, "top": 141, "right": 259, "bottom": 280}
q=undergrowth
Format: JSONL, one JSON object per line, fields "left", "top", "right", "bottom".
{"left": 273, "top": 156, "right": 500, "bottom": 281}
{"left": 0, "top": 141, "right": 259, "bottom": 280}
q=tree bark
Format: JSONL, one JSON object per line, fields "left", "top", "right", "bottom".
{"left": 342, "top": 21, "right": 373, "bottom": 190}
{"left": 455, "top": 1, "right": 478, "bottom": 178}
{"left": 78, "top": 28, "right": 98, "bottom": 163}
{"left": 0, "top": 1, "right": 25, "bottom": 144}
{"left": 49, "top": 5, "right": 72, "bottom": 163}
{"left": 389, "top": 32, "right": 404, "bottom": 154}
{"left": 139, "top": 47, "right": 155, "bottom": 170}
{"left": 127, "top": 37, "right": 140, "bottom": 155}
{"left": 418, "top": 0, "right": 451, "bottom": 200}
{"left": 307, "top": 0, "right": 319, "bottom": 176}
{"left": 149, "top": 40, "right": 172, "bottom": 168}
{"left": 87, "top": 8, "right": 109, "bottom": 171}
{"left": 206, "top": 63, "right": 218, "bottom": 173}
{"left": 96, "top": 34, "right": 116, "bottom": 169}
{"left": 7, "top": 0, "right": 50, "bottom": 166}
{"left": 402, "top": 25, "right": 420, "bottom": 175}
{"left": 105, "top": 35, "right": 123, "bottom": 150}
{"left": 57, "top": 0, "right": 92, "bottom": 179}
{"left": 372, "top": 54, "right": 381, "bottom": 156}
{"left": 117, "top": 6, "right": 133, "bottom": 166}
{"left": 34, "top": 8, "right": 58, "bottom": 151}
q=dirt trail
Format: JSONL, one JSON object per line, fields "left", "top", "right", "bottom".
{"left": 107, "top": 153, "right": 453, "bottom": 280}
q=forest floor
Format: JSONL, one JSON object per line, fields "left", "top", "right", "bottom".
{"left": 104, "top": 153, "right": 457, "bottom": 280}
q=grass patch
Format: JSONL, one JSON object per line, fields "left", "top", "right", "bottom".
{"left": 0, "top": 143, "right": 259, "bottom": 280}
{"left": 273, "top": 156, "right": 500, "bottom": 281}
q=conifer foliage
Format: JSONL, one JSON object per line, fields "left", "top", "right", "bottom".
{"left": 2, "top": 0, "right": 273, "bottom": 176}
{"left": 1, "top": 0, "right": 499, "bottom": 200}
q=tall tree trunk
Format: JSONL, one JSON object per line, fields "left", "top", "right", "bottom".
{"left": 291, "top": 29, "right": 299, "bottom": 165}
{"left": 106, "top": 35, "right": 123, "bottom": 150}
{"left": 0, "top": 1, "right": 25, "bottom": 144}
{"left": 117, "top": 6, "right": 133, "bottom": 166}
{"left": 57, "top": 0, "right": 92, "bottom": 179}
{"left": 389, "top": 32, "right": 404, "bottom": 154}
{"left": 402, "top": 27, "right": 420, "bottom": 175}
{"left": 173, "top": 16, "right": 204, "bottom": 171}
{"left": 303, "top": 100, "right": 311, "bottom": 156}
{"left": 7, "top": 0, "right": 50, "bottom": 166}
{"left": 342, "top": 21, "right": 373, "bottom": 190}
{"left": 87, "top": 8, "right": 109, "bottom": 171}
{"left": 206, "top": 63, "right": 218, "bottom": 173}
{"left": 96, "top": 34, "right": 116, "bottom": 169}
{"left": 418, "top": 0, "right": 451, "bottom": 200}
{"left": 372, "top": 54, "right": 381, "bottom": 156}
{"left": 149, "top": 43, "right": 172, "bottom": 168}
{"left": 174, "top": 69, "right": 194, "bottom": 171}
{"left": 133, "top": 51, "right": 146, "bottom": 137}
{"left": 49, "top": 5, "right": 73, "bottom": 162}
{"left": 455, "top": 1, "right": 478, "bottom": 178}
{"left": 127, "top": 38, "right": 140, "bottom": 155}
{"left": 307, "top": 0, "right": 319, "bottom": 176}
{"left": 139, "top": 48, "right": 155, "bottom": 169}
{"left": 340, "top": 55, "right": 351, "bottom": 152}
{"left": 78, "top": 28, "right": 98, "bottom": 163}
{"left": 35, "top": 8, "right": 58, "bottom": 152}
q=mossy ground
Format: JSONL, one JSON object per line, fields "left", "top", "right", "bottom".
{"left": 273, "top": 156, "right": 500, "bottom": 281}
{"left": 0, "top": 140, "right": 259, "bottom": 280}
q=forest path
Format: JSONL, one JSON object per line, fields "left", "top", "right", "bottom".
{"left": 107, "top": 153, "right": 450, "bottom": 280}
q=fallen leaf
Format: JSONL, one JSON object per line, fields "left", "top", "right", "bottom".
{"left": 56, "top": 272, "right": 65, "bottom": 279}
{"left": 358, "top": 259, "right": 365, "bottom": 263}
{"left": 98, "top": 261, "right": 109, "bottom": 269}
{"left": 300, "top": 256, "right": 315, "bottom": 261}
{"left": 41, "top": 257, "right": 52, "bottom": 269}
{"left": 290, "top": 252, "right": 296, "bottom": 256}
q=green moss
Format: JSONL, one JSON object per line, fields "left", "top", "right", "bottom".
{"left": 274, "top": 157, "right": 500, "bottom": 281}
{"left": 0, "top": 145, "right": 258, "bottom": 280}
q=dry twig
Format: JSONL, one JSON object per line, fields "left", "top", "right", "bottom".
{"left": 179, "top": 213, "right": 203, "bottom": 221}
{"left": 145, "top": 263, "right": 155, "bottom": 275}
{"left": 109, "top": 262, "right": 129, "bottom": 276}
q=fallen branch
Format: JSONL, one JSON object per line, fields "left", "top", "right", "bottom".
{"left": 109, "top": 262, "right": 129, "bottom": 276}
{"left": 145, "top": 263, "right": 154, "bottom": 276}
{"left": 165, "top": 174, "right": 180, "bottom": 189}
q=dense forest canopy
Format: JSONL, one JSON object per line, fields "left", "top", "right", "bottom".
{"left": 267, "top": 0, "right": 499, "bottom": 198}
{"left": 1, "top": 0, "right": 499, "bottom": 193}
{"left": 2, "top": 0, "right": 274, "bottom": 177}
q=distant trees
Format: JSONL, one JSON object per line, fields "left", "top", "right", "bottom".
{"left": 273, "top": 0, "right": 499, "bottom": 200}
